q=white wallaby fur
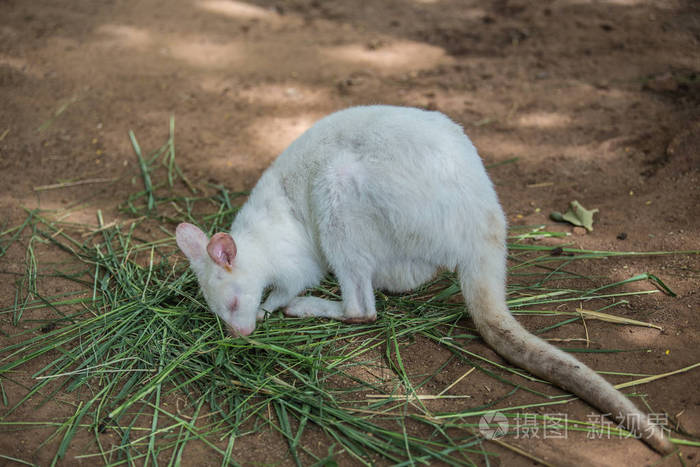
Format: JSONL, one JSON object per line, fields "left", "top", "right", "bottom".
{"left": 176, "top": 105, "right": 673, "bottom": 453}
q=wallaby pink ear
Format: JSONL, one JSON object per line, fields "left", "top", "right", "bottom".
{"left": 207, "top": 232, "right": 237, "bottom": 271}
{"left": 175, "top": 223, "right": 208, "bottom": 261}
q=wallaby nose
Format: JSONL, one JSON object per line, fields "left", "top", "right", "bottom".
{"left": 227, "top": 323, "right": 253, "bottom": 337}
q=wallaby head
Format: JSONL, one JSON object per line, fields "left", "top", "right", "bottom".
{"left": 176, "top": 222, "right": 260, "bottom": 336}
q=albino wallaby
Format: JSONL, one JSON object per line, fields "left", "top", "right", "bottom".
{"left": 176, "top": 105, "right": 673, "bottom": 453}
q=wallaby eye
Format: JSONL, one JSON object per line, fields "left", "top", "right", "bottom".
{"left": 229, "top": 296, "right": 240, "bottom": 316}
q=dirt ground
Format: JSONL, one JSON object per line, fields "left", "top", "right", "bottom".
{"left": 1, "top": 0, "right": 699, "bottom": 466}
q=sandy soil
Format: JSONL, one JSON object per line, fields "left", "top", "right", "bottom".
{"left": 1, "top": 0, "right": 699, "bottom": 465}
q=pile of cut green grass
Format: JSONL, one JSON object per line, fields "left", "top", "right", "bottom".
{"left": 1, "top": 121, "right": 698, "bottom": 466}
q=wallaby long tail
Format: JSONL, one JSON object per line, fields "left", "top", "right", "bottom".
{"left": 461, "top": 274, "right": 674, "bottom": 454}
